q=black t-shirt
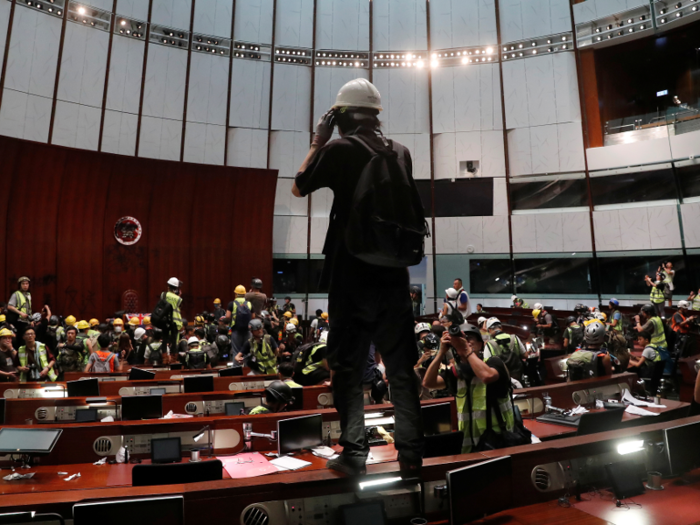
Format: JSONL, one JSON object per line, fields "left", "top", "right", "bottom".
{"left": 0, "top": 348, "right": 18, "bottom": 380}
{"left": 440, "top": 355, "right": 511, "bottom": 400}
{"left": 689, "top": 399, "right": 700, "bottom": 417}
{"left": 295, "top": 130, "right": 414, "bottom": 290}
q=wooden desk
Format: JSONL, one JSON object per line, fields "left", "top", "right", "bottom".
{"left": 460, "top": 502, "right": 612, "bottom": 525}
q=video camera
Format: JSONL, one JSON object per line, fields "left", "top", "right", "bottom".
{"left": 446, "top": 309, "right": 465, "bottom": 337}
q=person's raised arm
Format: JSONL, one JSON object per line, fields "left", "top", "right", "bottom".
{"left": 423, "top": 332, "right": 450, "bottom": 390}
{"left": 292, "top": 110, "right": 335, "bottom": 198}
{"left": 450, "top": 335, "right": 500, "bottom": 385}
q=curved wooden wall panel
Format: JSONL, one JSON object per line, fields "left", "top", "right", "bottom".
{"left": 0, "top": 136, "right": 277, "bottom": 321}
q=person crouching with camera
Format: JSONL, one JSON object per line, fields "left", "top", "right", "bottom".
{"left": 422, "top": 324, "right": 515, "bottom": 454}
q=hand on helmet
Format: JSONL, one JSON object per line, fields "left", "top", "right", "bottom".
{"left": 312, "top": 109, "right": 336, "bottom": 147}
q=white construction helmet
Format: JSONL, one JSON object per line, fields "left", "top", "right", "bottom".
{"left": 445, "top": 288, "right": 458, "bottom": 299}
{"left": 167, "top": 277, "right": 180, "bottom": 287}
{"left": 134, "top": 327, "right": 146, "bottom": 341}
{"left": 477, "top": 316, "right": 487, "bottom": 325}
{"left": 678, "top": 300, "right": 690, "bottom": 309}
{"left": 486, "top": 317, "right": 502, "bottom": 330}
{"left": 533, "top": 303, "right": 543, "bottom": 310}
{"left": 511, "top": 295, "right": 518, "bottom": 301}
{"left": 187, "top": 336, "right": 200, "bottom": 346}
{"left": 333, "top": 78, "right": 383, "bottom": 111}
{"left": 286, "top": 323, "right": 296, "bottom": 333}
{"left": 414, "top": 322, "right": 431, "bottom": 335}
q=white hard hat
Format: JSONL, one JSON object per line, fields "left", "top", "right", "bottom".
{"left": 333, "top": 78, "right": 383, "bottom": 111}
{"left": 486, "top": 317, "right": 502, "bottom": 330}
{"left": 445, "top": 288, "right": 458, "bottom": 299}
{"left": 286, "top": 323, "right": 296, "bottom": 333}
{"left": 511, "top": 295, "right": 518, "bottom": 301}
{"left": 167, "top": 277, "right": 180, "bottom": 287}
{"left": 134, "top": 327, "right": 146, "bottom": 341}
{"left": 678, "top": 300, "right": 690, "bottom": 309}
{"left": 187, "top": 336, "right": 200, "bottom": 346}
{"left": 533, "top": 303, "right": 543, "bottom": 310}
{"left": 477, "top": 316, "right": 487, "bottom": 325}
{"left": 319, "top": 331, "right": 328, "bottom": 343}
{"left": 414, "top": 322, "right": 430, "bottom": 335}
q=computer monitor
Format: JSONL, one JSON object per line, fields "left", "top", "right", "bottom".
{"left": 605, "top": 459, "right": 645, "bottom": 500}
{"left": 75, "top": 408, "right": 98, "bottom": 423}
{"left": 150, "top": 388, "right": 166, "bottom": 396}
{"left": 219, "top": 367, "right": 243, "bottom": 377}
{"left": 424, "top": 431, "right": 463, "bottom": 459}
{"left": 225, "top": 402, "right": 245, "bottom": 416}
{"left": 664, "top": 420, "right": 700, "bottom": 476}
{"left": 121, "top": 395, "right": 163, "bottom": 421}
{"left": 422, "top": 402, "right": 452, "bottom": 436}
{"left": 339, "top": 501, "right": 386, "bottom": 525}
{"left": 0, "top": 428, "right": 63, "bottom": 455}
{"left": 183, "top": 375, "right": 214, "bottom": 393}
{"left": 576, "top": 408, "right": 624, "bottom": 436}
{"left": 277, "top": 414, "right": 323, "bottom": 455}
{"left": 0, "top": 398, "right": 5, "bottom": 425}
{"left": 169, "top": 363, "right": 182, "bottom": 370}
{"left": 446, "top": 456, "right": 512, "bottom": 525}
{"left": 129, "top": 368, "right": 156, "bottom": 381}
{"left": 151, "top": 437, "right": 181, "bottom": 464}
{"left": 67, "top": 378, "right": 100, "bottom": 398}
{"left": 73, "top": 496, "right": 184, "bottom": 525}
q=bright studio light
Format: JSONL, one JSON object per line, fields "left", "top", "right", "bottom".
{"left": 617, "top": 440, "right": 644, "bottom": 455}
{"left": 78, "top": 6, "right": 86, "bottom": 14}
{"left": 359, "top": 476, "right": 402, "bottom": 490}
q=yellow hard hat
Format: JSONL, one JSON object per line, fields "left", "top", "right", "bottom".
{"left": 283, "top": 311, "right": 293, "bottom": 319}
{"left": 213, "top": 298, "right": 221, "bottom": 305}
{"left": 77, "top": 320, "right": 90, "bottom": 330}
{"left": 321, "top": 312, "right": 328, "bottom": 320}
{"left": 195, "top": 315, "right": 205, "bottom": 326}
{"left": 143, "top": 316, "right": 151, "bottom": 325}
{"left": 0, "top": 328, "right": 13, "bottom": 337}
{"left": 290, "top": 317, "right": 299, "bottom": 326}
{"left": 0, "top": 315, "right": 5, "bottom": 323}
{"left": 532, "top": 309, "right": 541, "bottom": 319}
{"left": 128, "top": 317, "right": 140, "bottom": 326}
{"left": 235, "top": 285, "right": 246, "bottom": 295}
{"left": 89, "top": 318, "right": 99, "bottom": 327}
{"left": 113, "top": 318, "right": 124, "bottom": 326}
{"left": 65, "top": 315, "right": 76, "bottom": 326}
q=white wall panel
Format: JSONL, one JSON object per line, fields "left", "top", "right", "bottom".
{"left": 81, "top": 0, "right": 113, "bottom": 10}
{"left": 193, "top": 0, "right": 233, "bottom": 37}
{"left": 138, "top": 116, "right": 182, "bottom": 160}
{"left": 385, "top": 133, "right": 431, "bottom": 180}
{"left": 552, "top": 52, "right": 581, "bottom": 124}
{"left": 435, "top": 217, "right": 461, "bottom": 254}
{"left": 57, "top": 23, "right": 109, "bottom": 107}
{"left": 269, "top": 130, "right": 310, "bottom": 179}
{"left": 430, "top": 0, "right": 497, "bottom": 50}
{"left": 276, "top": 0, "right": 314, "bottom": 48}
{"left": 183, "top": 122, "right": 225, "bottom": 165}
{"left": 506, "top": 128, "right": 531, "bottom": 176}
{"left": 557, "top": 122, "right": 585, "bottom": 172}
{"left": 151, "top": 0, "right": 192, "bottom": 29}
{"left": 374, "top": 0, "right": 427, "bottom": 52}
{"left": 226, "top": 127, "right": 268, "bottom": 168}
{"left": 271, "top": 64, "right": 311, "bottom": 132}
{"left": 670, "top": 129, "right": 700, "bottom": 160}
{"left": 4, "top": 6, "right": 61, "bottom": 98}
{"left": 511, "top": 214, "right": 537, "bottom": 253}
{"left": 310, "top": 217, "right": 330, "bottom": 253}
{"left": 526, "top": 55, "right": 557, "bottom": 127}
{"left": 115, "top": 0, "right": 150, "bottom": 21}
{"left": 482, "top": 215, "right": 510, "bottom": 253}
{"left": 373, "top": 69, "right": 430, "bottom": 134}
{"left": 101, "top": 110, "right": 138, "bottom": 155}
{"left": 586, "top": 139, "right": 672, "bottom": 171}
{"left": 0, "top": 89, "right": 52, "bottom": 142}
{"left": 275, "top": 178, "right": 309, "bottom": 216}
{"left": 235, "top": 0, "right": 273, "bottom": 45}
{"left": 105, "top": 36, "right": 145, "bottom": 113}
{"left": 562, "top": 211, "right": 592, "bottom": 252}
{"left": 592, "top": 210, "right": 622, "bottom": 251}
{"left": 648, "top": 205, "right": 682, "bottom": 250}
{"left": 535, "top": 213, "right": 564, "bottom": 252}
{"left": 51, "top": 101, "right": 101, "bottom": 151}
{"left": 0, "top": 0, "right": 12, "bottom": 76}
{"left": 593, "top": 206, "right": 682, "bottom": 252}
{"left": 681, "top": 203, "right": 700, "bottom": 248}
{"left": 310, "top": 187, "right": 333, "bottom": 217}
{"left": 502, "top": 59, "right": 528, "bottom": 129}
{"left": 313, "top": 67, "right": 369, "bottom": 122}
{"left": 186, "top": 54, "right": 229, "bottom": 125}
{"left": 529, "top": 124, "right": 560, "bottom": 175}
{"left": 142, "top": 45, "right": 188, "bottom": 120}
{"left": 499, "top": 0, "right": 572, "bottom": 43}
{"left": 434, "top": 131, "right": 505, "bottom": 179}
{"left": 493, "top": 178, "right": 508, "bottom": 216}
{"left": 273, "top": 216, "right": 308, "bottom": 254}
{"left": 436, "top": 216, "right": 507, "bottom": 254}
{"left": 316, "top": 0, "right": 370, "bottom": 51}
{"left": 229, "top": 59, "right": 270, "bottom": 129}
{"left": 618, "top": 207, "right": 651, "bottom": 251}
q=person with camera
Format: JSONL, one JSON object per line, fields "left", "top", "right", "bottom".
{"left": 671, "top": 300, "right": 697, "bottom": 358}
{"left": 633, "top": 304, "right": 668, "bottom": 365}
{"left": 687, "top": 288, "right": 700, "bottom": 312}
{"left": 645, "top": 271, "right": 667, "bottom": 319}
{"left": 7, "top": 277, "right": 32, "bottom": 341}
{"left": 660, "top": 261, "right": 675, "bottom": 308}
{"left": 17, "top": 327, "right": 57, "bottom": 382}
{"left": 292, "top": 78, "right": 425, "bottom": 477}
{"left": 423, "top": 324, "right": 515, "bottom": 454}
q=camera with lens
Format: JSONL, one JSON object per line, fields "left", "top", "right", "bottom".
{"left": 446, "top": 309, "right": 465, "bottom": 337}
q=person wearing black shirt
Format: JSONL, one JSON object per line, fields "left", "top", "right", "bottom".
{"left": 292, "top": 78, "right": 424, "bottom": 477}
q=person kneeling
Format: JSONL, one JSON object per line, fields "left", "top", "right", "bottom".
{"left": 250, "top": 380, "right": 295, "bottom": 414}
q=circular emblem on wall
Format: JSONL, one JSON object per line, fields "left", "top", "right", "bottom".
{"left": 114, "top": 216, "right": 142, "bottom": 246}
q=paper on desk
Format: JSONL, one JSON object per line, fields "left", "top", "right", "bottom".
{"left": 3, "top": 472, "right": 34, "bottom": 481}
{"left": 570, "top": 406, "right": 589, "bottom": 415}
{"left": 531, "top": 434, "right": 542, "bottom": 444}
{"left": 101, "top": 416, "right": 114, "bottom": 422}
{"left": 163, "top": 410, "right": 194, "bottom": 419}
{"left": 311, "top": 446, "right": 336, "bottom": 459}
{"left": 64, "top": 473, "right": 81, "bottom": 481}
{"left": 622, "top": 390, "right": 666, "bottom": 408}
{"left": 219, "top": 453, "right": 279, "bottom": 479}
{"left": 269, "top": 456, "right": 312, "bottom": 471}
{"left": 93, "top": 457, "right": 107, "bottom": 466}
{"left": 625, "top": 405, "right": 659, "bottom": 417}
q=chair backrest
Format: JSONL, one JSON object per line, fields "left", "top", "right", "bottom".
{"left": 132, "top": 460, "right": 223, "bottom": 487}
{"left": 576, "top": 409, "right": 624, "bottom": 437}
{"left": 423, "top": 431, "right": 464, "bottom": 459}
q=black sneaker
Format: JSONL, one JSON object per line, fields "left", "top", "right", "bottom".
{"left": 397, "top": 454, "right": 422, "bottom": 479}
{"left": 327, "top": 455, "right": 367, "bottom": 477}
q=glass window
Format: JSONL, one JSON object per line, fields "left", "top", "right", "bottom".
{"left": 514, "top": 258, "right": 595, "bottom": 295}
{"left": 590, "top": 168, "right": 677, "bottom": 206}
{"left": 434, "top": 179, "right": 493, "bottom": 217}
{"left": 510, "top": 177, "right": 588, "bottom": 210}
{"left": 597, "top": 256, "right": 688, "bottom": 296}
{"left": 469, "top": 259, "right": 513, "bottom": 294}
{"left": 677, "top": 163, "right": 700, "bottom": 200}
{"left": 273, "top": 259, "right": 308, "bottom": 294}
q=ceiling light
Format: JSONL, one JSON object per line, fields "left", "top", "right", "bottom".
{"left": 486, "top": 47, "right": 493, "bottom": 54}
{"left": 461, "top": 57, "right": 468, "bottom": 64}
{"left": 121, "top": 20, "right": 126, "bottom": 26}
{"left": 78, "top": 7, "right": 85, "bottom": 14}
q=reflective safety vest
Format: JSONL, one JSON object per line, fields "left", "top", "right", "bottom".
{"left": 18, "top": 342, "right": 57, "bottom": 382}
{"left": 13, "top": 291, "right": 31, "bottom": 321}
{"left": 610, "top": 310, "right": 623, "bottom": 332}
{"left": 692, "top": 296, "right": 700, "bottom": 311}
{"left": 250, "top": 335, "right": 277, "bottom": 374}
{"left": 165, "top": 291, "right": 183, "bottom": 329}
{"left": 302, "top": 343, "right": 326, "bottom": 375}
{"left": 642, "top": 344, "right": 662, "bottom": 365}
{"left": 284, "top": 379, "right": 303, "bottom": 388}
{"left": 454, "top": 362, "right": 515, "bottom": 454}
{"left": 650, "top": 316, "right": 667, "bottom": 347}
{"left": 650, "top": 285, "right": 664, "bottom": 304}
{"left": 671, "top": 312, "right": 690, "bottom": 334}
{"left": 486, "top": 333, "right": 523, "bottom": 380}
{"left": 249, "top": 405, "right": 271, "bottom": 415}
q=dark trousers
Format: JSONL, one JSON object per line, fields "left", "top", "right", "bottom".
{"left": 327, "top": 280, "right": 424, "bottom": 465}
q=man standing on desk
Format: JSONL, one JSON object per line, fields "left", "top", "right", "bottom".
{"left": 292, "top": 78, "right": 426, "bottom": 477}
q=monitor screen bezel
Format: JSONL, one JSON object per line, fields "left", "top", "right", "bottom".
{"left": 225, "top": 402, "right": 245, "bottom": 416}
{"left": 67, "top": 378, "right": 100, "bottom": 398}
{"left": 121, "top": 394, "right": 163, "bottom": 421}
{"left": 73, "top": 495, "right": 184, "bottom": 525}
{"left": 664, "top": 420, "right": 700, "bottom": 476}
{"left": 129, "top": 368, "right": 157, "bottom": 381}
{"left": 0, "top": 428, "right": 63, "bottom": 454}
{"left": 151, "top": 437, "right": 182, "bottom": 464}
{"left": 276, "top": 413, "right": 323, "bottom": 456}
{"left": 422, "top": 402, "right": 453, "bottom": 436}
{"left": 183, "top": 375, "right": 214, "bottom": 393}
{"left": 75, "top": 408, "right": 99, "bottom": 423}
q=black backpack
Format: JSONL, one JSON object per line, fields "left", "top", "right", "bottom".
{"left": 151, "top": 293, "right": 174, "bottom": 330}
{"left": 292, "top": 342, "right": 319, "bottom": 376}
{"left": 568, "top": 325, "right": 584, "bottom": 350}
{"left": 489, "top": 335, "right": 524, "bottom": 380}
{"left": 233, "top": 301, "right": 252, "bottom": 330}
{"left": 186, "top": 351, "right": 207, "bottom": 369}
{"left": 341, "top": 135, "right": 429, "bottom": 268}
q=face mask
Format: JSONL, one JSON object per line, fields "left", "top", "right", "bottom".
{"left": 115, "top": 326, "right": 122, "bottom": 333}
